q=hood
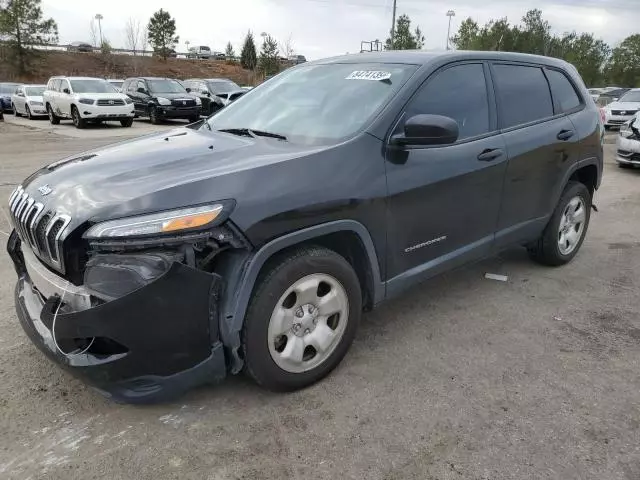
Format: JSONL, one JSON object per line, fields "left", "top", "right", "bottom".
{"left": 607, "top": 101, "right": 640, "bottom": 111}
{"left": 75, "top": 92, "right": 129, "bottom": 100}
{"left": 150, "top": 92, "right": 197, "bottom": 100}
{"left": 25, "top": 95, "right": 44, "bottom": 103}
{"left": 21, "top": 127, "right": 325, "bottom": 232}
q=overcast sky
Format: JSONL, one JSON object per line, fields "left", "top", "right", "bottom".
{"left": 42, "top": 0, "right": 639, "bottom": 59}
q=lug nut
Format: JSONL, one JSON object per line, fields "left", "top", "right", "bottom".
{"left": 295, "top": 307, "right": 304, "bottom": 318}
{"left": 304, "top": 328, "right": 310, "bottom": 335}
{"left": 313, "top": 318, "right": 318, "bottom": 325}
{"left": 308, "top": 305, "right": 315, "bottom": 314}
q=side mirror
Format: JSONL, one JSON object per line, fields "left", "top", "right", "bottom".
{"left": 202, "top": 90, "right": 210, "bottom": 96}
{"left": 63, "top": 88, "right": 70, "bottom": 94}
{"left": 391, "top": 114, "right": 459, "bottom": 146}
{"left": 137, "top": 87, "right": 147, "bottom": 95}
{"left": 185, "top": 87, "right": 191, "bottom": 93}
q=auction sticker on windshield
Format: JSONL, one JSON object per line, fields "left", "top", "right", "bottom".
{"left": 346, "top": 71, "right": 392, "bottom": 81}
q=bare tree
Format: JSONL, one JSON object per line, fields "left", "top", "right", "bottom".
{"left": 140, "top": 28, "right": 148, "bottom": 56}
{"left": 124, "top": 17, "right": 141, "bottom": 55}
{"left": 89, "top": 18, "right": 98, "bottom": 47}
{"left": 282, "top": 34, "right": 295, "bottom": 59}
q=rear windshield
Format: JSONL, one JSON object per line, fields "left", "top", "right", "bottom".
{"left": 148, "top": 79, "right": 187, "bottom": 94}
{"left": 0, "top": 84, "right": 20, "bottom": 94}
{"left": 619, "top": 91, "right": 640, "bottom": 103}
{"left": 70, "top": 79, "right": 116, "bottom": 93}
{"left": 207, "top": 80, "right": 240, "bottom": 93}
{"left": 25, "top": 86, "right": 45, "bottom": 96}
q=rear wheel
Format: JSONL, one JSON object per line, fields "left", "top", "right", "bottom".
{"left": 120, "top": 118, "right": 134, "bottom": 127}
{"left": 528, "top": 181, "right": 591, "bottom": 266}
{"left": 47, "top": 104, "right": 60, "bottom": 125}
{"left": 243, "top": 246, "right": 361, "bottom": 391}
{"left": 71, "top": 106, "right": 86, "bottom": 129}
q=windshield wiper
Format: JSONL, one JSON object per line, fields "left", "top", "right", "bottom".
{"left": 217, "top": 128, "right": 287, "bottom": 141}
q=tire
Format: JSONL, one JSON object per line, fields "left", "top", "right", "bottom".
{"left": 71, "top": 106, "right": 86, "bottom": 129}
{"left": 604, "top": 125, "right": 611, "bottom": 131}
{"left": 25, "top": 104, "right": 33, "bottom": 120}
{"left": 528, "top": 181, "right": 591, "bottom": 266}
{"left": 14, "top": 105, "right": 21, "bottom": 117}
{"left": 243, "top": 246, "right": 362, "bottom": 391}
{"left": 618, "top": 163, "right": 633, "bottom": 169}
{"left": 47, "top": 104, "right": 60, "bottom": 125}
{"left": 120, "top": 118, "right": 133, "bottom": 127}
{"left": 149, "top": 106, "right": 161, "bottom": 124}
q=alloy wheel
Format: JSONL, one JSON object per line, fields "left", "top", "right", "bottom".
{"left": 558, "top": 196, "right": 586, "bottom": 255}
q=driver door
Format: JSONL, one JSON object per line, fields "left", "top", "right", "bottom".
{"left": 58, "top": 79, "right": 72, "bottom": 117}
{"left": 384, "top": 62, "right": 508, "bottom": 289}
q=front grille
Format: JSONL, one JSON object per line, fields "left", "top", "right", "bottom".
{"left": 612, "top": 110, "right": 638, "bottom": 116}
{"left": 8, "top": 186, "right": 71, "bottom": 272}
{"left": 171, "top": 99, "right": 196, "bottom": 107}
{"left": 97, "top": 99, "right": 125, "bottom": 106}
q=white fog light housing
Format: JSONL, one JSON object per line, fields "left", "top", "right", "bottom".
{"left": 84, "top": 204, "right": 227, "bottom": 239}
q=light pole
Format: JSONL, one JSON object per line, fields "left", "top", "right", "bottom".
{"left": 95, "top": 14, "right": 103, "bottom": 46}
{"left": 446, "top": 10, "right": 455, "bottom": 50}
{"left": 185, "top": 40, "right": 190, "bottom": 56}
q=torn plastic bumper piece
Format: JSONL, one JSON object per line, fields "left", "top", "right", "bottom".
{"left": 13, "top": 257, "right": 226, "bottom": 404}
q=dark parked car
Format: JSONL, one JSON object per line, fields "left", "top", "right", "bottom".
{"left": 122, "top": 77, "right": 201, "bottom": 123}
{"left": 182, "top": 78, "right": 246, "bottom": 115}
{"left": 7, "top": 51, "right": 602, "bottom": 403}
{"left": 0, "top": 82, "right": 21, "bottom": 112}
{"left": 67, "top": 42, "right": 94, "bottom": 53}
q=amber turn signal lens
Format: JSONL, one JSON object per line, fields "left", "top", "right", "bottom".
{"left": 161, "top": 211, "right": 220, "bottom": 232}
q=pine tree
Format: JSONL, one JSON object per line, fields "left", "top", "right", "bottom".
{"left": 147, "top": 9, "right": 179, "bottom": 60}
{"left": 259, "top": 34, "right": 279, "bottom": 76}
{"left": 240, "top": 30, "right": 257, "bottom": 70}
{"left": 0, "top": 0, "right": 58, "bottom": 74}
{"left": 225, "top": 41, "right": 235, "bottom": 59}
{"left": 385, "top": 14, "right": 424, "bottom": 50}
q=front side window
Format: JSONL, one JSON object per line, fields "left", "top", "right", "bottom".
{"left": 69, "top": 79, "right": 116, "bottom": 93}
{"left": 405, "top": 63, "right": 490, "bottom": 141}
{"left": 619, "top": 91, "right": 640, "bottom": 103}
{"left": 60, "top": 80, "right": 70, "bottom": 93}
{"left": 205, "top": 62, "right": 417, "bottom": 145}
{"left": 493, "top": 64, "right": 554, "bottom": 128}
{"left": 137, "top": 80, "right": 146, "bottom": 92}
{"left": 147, "top": 79, "right": 187, "bottom": 94}
{"left": 546, "top": 69, "right": 581, "bottom": 113}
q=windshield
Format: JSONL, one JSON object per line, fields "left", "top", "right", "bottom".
{"left": 70, "top": 79, "right": 116, "bottom": 93}
{"left": 25, "top": 86, "right": 45, "bottom": 96}
{"left": 0, "top": 84, "right": 20, "bottom": 94}
{"left": 109, "top": 81, "right": 124, "bottom": 88}
{"left": 207, "top": 80, "right": 240, "bottom": 93}
{"left": 205, "top": 63, "right": 417, "bottom": 145}
{"left": 618, "top": 91, "right": 640, "bottom": 103}
{"left": 148, "top": 79, "right": 187, "bottom": 94}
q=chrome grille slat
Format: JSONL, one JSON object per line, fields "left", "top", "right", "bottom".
{"left": 7, "top": 186, "right": 71, "bottom": 273}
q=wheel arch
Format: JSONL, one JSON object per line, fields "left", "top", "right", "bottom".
{"left": 217, "top": 220, "right": 384, "bottom": 373}
{"left": 554, "top": 158, "right": 600, "bottom": 209}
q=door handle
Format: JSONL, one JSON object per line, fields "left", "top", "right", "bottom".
{"left": 557, "top": 129, "right": 575, "bottom": 141}
{"left": 477, "top": 148, "right": 504, "bottom": 162}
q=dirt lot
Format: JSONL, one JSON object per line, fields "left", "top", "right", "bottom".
{"left": 0, "top": 122, "right": 639, "bottom": 480}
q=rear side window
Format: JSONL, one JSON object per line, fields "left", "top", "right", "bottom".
{"left": 405, "top": 63, "right": 490, "bottom": 141}
{"left": 493, "top": 64, "right": 554, "bottom": 128}
{"left": 546, "top": 69, "right": 582, "bottom": 113}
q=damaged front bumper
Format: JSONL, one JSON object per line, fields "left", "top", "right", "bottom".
{"left": 8, "top": 231, "right": 227, "bottom": 403}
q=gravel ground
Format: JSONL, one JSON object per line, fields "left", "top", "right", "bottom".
{"left": 0, "top": 122, "right": 638, "bottom": 480}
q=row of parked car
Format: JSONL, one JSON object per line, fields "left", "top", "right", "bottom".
{"left": 0, "top": 76, "right": 249, "bottom": 128}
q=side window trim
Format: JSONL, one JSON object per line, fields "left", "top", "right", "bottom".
{"left": 543, "top": 66, "right": 586, "bottom": 116}
{"left": 488, "top": 61, "right": 563, "bottom": 133}
{"left": 388, "top": 60, "right": 498, "bottom": 149}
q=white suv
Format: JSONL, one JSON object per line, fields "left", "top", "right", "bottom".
{"left": 44, "top": 76, "right": 135, "bottom": 128}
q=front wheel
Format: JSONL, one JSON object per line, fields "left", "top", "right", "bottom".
{"left": 25, "top": 104, "right": 33, "bottom": 120}
{"left": 120, "top": 118, "right": 133, "bottom": 127}
{"left": 47, "top": 104, "right": 60, "bottom": 125}
{"left": 71, "top": 106, "right": 86, "bottom": 129}
{"left": 528, "top": 181, "right": 591, "bottom": 266}
{"left": 13, "top": 105, "right": 21, "bottom": 117}
{"left": 243, "top": 246, "right": 362, "bottom": 391}
{"left": 149, "top": 106, "right": 161, "bottom": 124}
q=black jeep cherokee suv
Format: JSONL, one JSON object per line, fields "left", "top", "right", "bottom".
{"left": 7, "top": 51, "right": 603, "bottom": 403}
{"left": 122, "top": 77, "right": 202, "bottom": 124}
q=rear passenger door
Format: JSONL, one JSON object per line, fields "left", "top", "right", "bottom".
{"left": 491, "top": 63, "right": 577, "bottom": 248}
{"left": 385, "top": 62, "right": 508, "bottom": 285}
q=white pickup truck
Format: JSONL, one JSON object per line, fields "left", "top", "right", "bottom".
{"left": 43, "top": 76, "right": 135, "bottom": 128}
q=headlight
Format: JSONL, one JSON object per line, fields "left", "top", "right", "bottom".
{"left": 620, "top": 122, "right": 633, "bottom": 138}
{"left": 195, "top": 97, "right": 201, "bottom": 106}
{"left": 79, "top": 98, "right": 94, "bottom": 105}
{"left": 157, "top": 97, "right": 171, "bottom": 106}
{"left": 125, "top": 97, "right": 133, "bottom": 104}
{"left": 29, "top": 101, "right": 43, "bottom": 106}
{"left": 84, "top": 204, "right": 226, "bottom": 239}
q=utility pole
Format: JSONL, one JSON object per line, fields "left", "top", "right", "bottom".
{"left": 95, "top": 14, "right": 104, "bottom": 46}
{"left": 446, "top": 10, "right": 455, "bottom": 50}
{"left": 390, "top": 0, "right": 397, "bottom": 50}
